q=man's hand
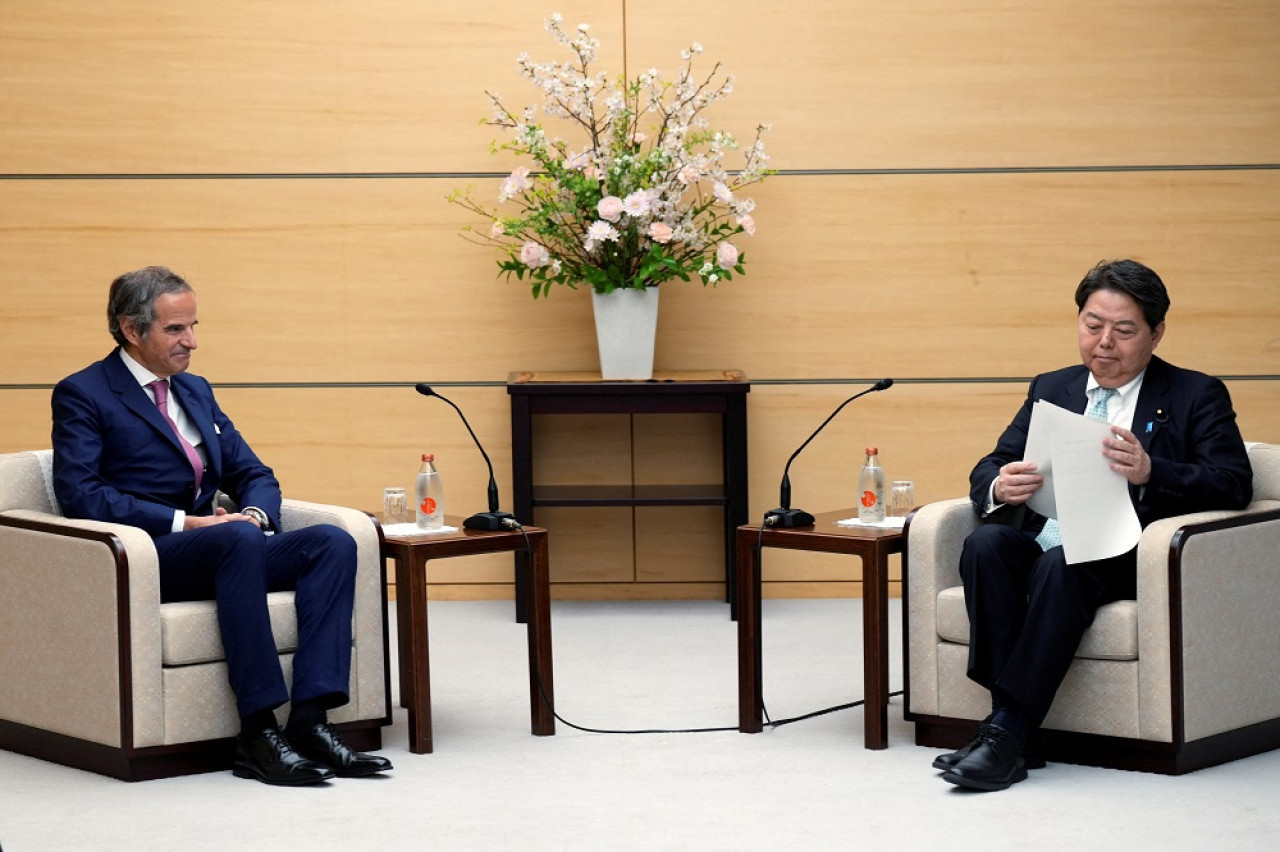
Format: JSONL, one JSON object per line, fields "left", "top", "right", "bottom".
{"left": 182, "top": 507, "right": 262, "bottom": 530}
{"left": 1103, "top": 426, "right": 1152, "bottom": 485}
{"left": 993, "top": 460, "right": 1044, "bottom": 506}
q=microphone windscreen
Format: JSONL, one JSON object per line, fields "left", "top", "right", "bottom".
{"left": 875, "top": 378, "right": 894, "bottom": 391}
{"left": 414, "top": 383, "right": 435, "bottom": 396}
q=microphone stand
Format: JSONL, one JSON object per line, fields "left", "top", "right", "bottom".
{"left": 764, "top": 379, "right": 894, "bottom": 528}
{"left": 415, "top": 384, "right": 517, "bottom": 530}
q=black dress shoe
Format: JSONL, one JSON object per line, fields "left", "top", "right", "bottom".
{"left": 233, "top": 727, "right": 334, "bottom": 786}
{"left": 288, "top": 722, "right": 393, "bottom": 777}
{"left": 934, "top": 723, "right": 1046, "bottom": 771}
{"left": 933, "top": 732, "right": 983, "bottom": 771}
{"left": 941, "top": 723, "right": 1028, "bottom": 791}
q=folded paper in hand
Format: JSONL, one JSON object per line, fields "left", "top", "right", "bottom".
{"left": 1023, "top": 400, "right": 1141, "bottom": 564}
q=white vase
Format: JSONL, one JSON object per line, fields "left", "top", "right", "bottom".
{"left": 591, "top": 287, "right": 660, "bottom": 380}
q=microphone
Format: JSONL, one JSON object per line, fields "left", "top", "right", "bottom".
{"left": 415, "top": 384, "right": 517, "bottom": 530}
{"left": 764, "top": 379, "right": 894, "bottom": 528}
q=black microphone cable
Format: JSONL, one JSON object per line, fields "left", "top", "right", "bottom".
{"left": 504, "top": 516, "right": 898, "bottom": 736}
{"left": 752, "top": 512, "right": 903, "bottom": 729}
{"left": 505, "top": 519, "right": 738, "bottom": 735}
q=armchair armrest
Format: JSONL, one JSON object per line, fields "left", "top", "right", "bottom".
{"left": 280, "top": 500, "right": 388, "bottom": 722}
{"left": 1134, "top": 502, "right": 1280, "bottom": 742}
{"left": 0, "top": 511, "right": 165, "bottom": 748}
{"left": 904, "top": 497, "right": 978, "bottom": 717}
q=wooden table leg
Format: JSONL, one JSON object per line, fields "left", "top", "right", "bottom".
{"left": 737, "top": 527, "right": 763, "bottom": 733}
{"left": 525, "top": 530, "right": 555, "bottom": 736}
{"left": 862, "top": 544, "right": 890, "bottom": 749}
{"left": 392, "top": 554, "right": 410, "bottom": 710}
{"left": 404, "top": 547, "right": 434, "bottom": 754}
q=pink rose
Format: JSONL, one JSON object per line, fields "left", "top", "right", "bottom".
{"left": 597, "top": 196, "right": 624, "bottom": 222}
{"left": 649, "top": 222, "right": 674, "bottom": 244}
{"left": 716, "top": 241, "right": 739, "bottom": 270}
{"left": 736, "top": 214, "right": 756, "bottom": 236}
{"left": 520, "top": 241, "right": 550, "bottom": 268}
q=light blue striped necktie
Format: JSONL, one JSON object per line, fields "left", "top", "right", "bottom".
{"left": 1034, "top": 387, "right": 1118, "bottom": 551}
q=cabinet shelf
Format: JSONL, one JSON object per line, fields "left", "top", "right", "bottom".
{"left": 508, "top": 370, "right": 750, "bottom": 620}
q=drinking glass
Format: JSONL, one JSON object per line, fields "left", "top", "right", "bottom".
{"left": 888, "top": 480, "right": 915, "bottom": 518}
{"left": 383, "top": 487, "right": 410, "bottom": 525}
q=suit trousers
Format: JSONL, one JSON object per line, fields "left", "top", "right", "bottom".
{"left": 958, "top": 523, "right": 1137, "bottom": 727}
{"left": 154, "top": 521, "right": 357, "bottom": 718}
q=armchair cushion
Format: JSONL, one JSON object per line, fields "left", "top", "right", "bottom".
{"left": 161, "top": 592, "right": 299, "bottom": 667}
{"left": 936, "top": 588, "right": 1139, "bottom": 660}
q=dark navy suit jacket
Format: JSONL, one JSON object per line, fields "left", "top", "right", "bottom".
{"left": 52, "top": 349, "right": 282, "bottom": 537}
{"left": 969, "top": 355, "right": 1253, "bottom": 532}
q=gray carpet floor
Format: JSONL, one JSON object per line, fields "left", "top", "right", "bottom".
{"left": 3, "top": 598, "right": 1279, "bottom": 850}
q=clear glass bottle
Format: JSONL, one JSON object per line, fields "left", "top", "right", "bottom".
{"left": 858, "top": 446, "right": 886, "bottom": 524}
{"left": 415, "top": 453, "right": 444, "bottom": 530}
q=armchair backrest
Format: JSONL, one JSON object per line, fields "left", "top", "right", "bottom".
{"left": 0, "top": 450, "right": 59, "bottom": 516}
{"left": 1247, "top": 442, "right": 1280, "bottom": 503}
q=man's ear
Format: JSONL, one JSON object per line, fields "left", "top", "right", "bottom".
{"left": 119, "top": 316, "right": 142, "bottom": 347}
{"left": 1151, "top": 321, "right": 1166, "bottom": 349}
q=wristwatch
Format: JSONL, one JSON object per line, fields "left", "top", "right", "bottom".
{"left": 242, "top": 506, "right": 271, "bottom": 532}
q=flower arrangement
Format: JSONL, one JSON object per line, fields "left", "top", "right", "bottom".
{"left": 448, "top": 12, "right": 773, "bottom": 298}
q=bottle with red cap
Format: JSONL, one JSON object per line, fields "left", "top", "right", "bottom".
{"left": 858, "top": 447, "right": 886, "bottom": 524}
{"left": 415, "top": 453, "right": 445, "bottom": 530}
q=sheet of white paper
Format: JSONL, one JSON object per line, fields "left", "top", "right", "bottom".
{"left": 835, "top": 516, "right": 907, "bottom": 529}
{"left": 381, "top": 522, "right": 459, "bottom": 536}
{"left": 1022, "top": 400, "right": 1059, "bottom": 518}
{"left": 1023, "top": 400, "right": 1142, "bottom": 564}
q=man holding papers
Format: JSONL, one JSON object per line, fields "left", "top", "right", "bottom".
{"left": 936, "top": 259, "right": 1253, "bottom": 791}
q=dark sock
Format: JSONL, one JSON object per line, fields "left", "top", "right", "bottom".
{"left": 239, "top": 708, "right": 278, "bottom": 739}
{"left": 991, "top": 704, "right": 1031, "bottom": 742}
{"left": 285, "top": 699, "right": 327, "bottom": 734}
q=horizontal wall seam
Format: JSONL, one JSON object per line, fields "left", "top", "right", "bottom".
{"left": 2, "top": 164, "right": 1279, "bottom": 181}
{"left": 4, "top": 376, "right": 1277, "bottom": 391}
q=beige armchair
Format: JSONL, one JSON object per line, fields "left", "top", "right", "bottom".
{"left": 904, "top": 441, "right": 1280, "bottom": 774}
{"left": 0, "top": 450, "right": 391, "bottom": 781}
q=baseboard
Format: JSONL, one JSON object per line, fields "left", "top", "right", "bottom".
{"left": 910, "top": 713, "right": 1280, "bottom": 776}
{"left": 0, "top": 717, "right": 386, "bottom": 782}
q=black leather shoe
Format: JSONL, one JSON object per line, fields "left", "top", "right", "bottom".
{"left": 233, "top": 727, "right": 334, "bottom": 786}
{"left": 934, "top": 724, "right": 1046, "bottom": 771}
{"left": 941, "top": 723, "right": 1028, "bottom": 791}
{"left": 288, "top": 722, "right": 393, "bottom": 777}
{"left": 933, "top": 732, "right": 983, "bottom": 771}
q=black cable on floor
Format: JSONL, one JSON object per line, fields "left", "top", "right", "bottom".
{"left": 507, "top": 521, "right": 902, "bottom": 736}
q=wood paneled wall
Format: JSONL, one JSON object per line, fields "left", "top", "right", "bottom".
{"left": 3, "top": 1, "right": 1277, "bottom": 601}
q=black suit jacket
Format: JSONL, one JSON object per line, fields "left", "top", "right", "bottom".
{"left": 969, "top": 356, "right": 1253, "bottom": 531}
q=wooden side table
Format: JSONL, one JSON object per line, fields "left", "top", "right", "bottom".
{"left": 381, "top": 518, "right": 555, "bottom": 754}
{"left": 736, "top": 510, "right": 905, "bottom": 749}
{"left": 507, "top": 370, "right": 750, "bottom": 620}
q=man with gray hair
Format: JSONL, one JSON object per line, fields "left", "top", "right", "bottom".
{"left": 52, "top": 266, "right": 391, "bottom": 786}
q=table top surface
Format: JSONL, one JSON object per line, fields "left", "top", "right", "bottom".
{"left": 508, "top": 369, "right": 747, "bottom": 390}
{"left": 739, "top": 509, "right": 908, "bottom": 541}
{"left": 379, "top": 515, "right": 545, "bottom": 546}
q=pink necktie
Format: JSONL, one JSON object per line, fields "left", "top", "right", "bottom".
{"left": 148, "top": 379, "right": 205, "bottom": 496}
